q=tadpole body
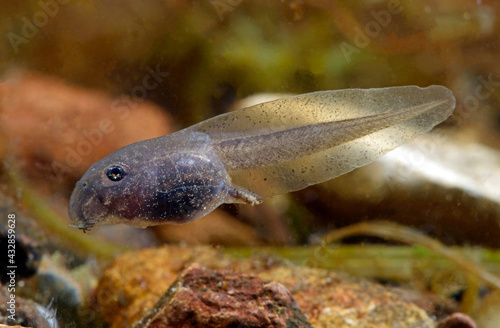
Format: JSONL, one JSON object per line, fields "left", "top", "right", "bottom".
{"left": 68, "top": 86, "right": 456, "bottom": 232}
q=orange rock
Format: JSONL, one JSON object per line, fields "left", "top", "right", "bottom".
{"left": 0, "top": 70, "right": 175, "bottom": 189}
{"left": 94, "top": 246, "right": 222, "bottom": 327}
{"left": 95, "top": 246, "right": 436, "bottom": 328}
{"left": 136, "top": 264, "right": 312, "bottom": 328}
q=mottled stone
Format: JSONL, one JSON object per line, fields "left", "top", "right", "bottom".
{"left": 260, "top": 267, "right": 434, "bottom": 328}
{"left": 95, "top": 246, "right": 225, "bottom": 327}
{"left": 136, "top": 264, "right": 312, "bottom": 328}
{"left": 95, "top": 246, "right": 438, "bottom": 328}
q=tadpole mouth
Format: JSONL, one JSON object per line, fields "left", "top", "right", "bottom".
{"left": 69, "top": 223, "right": 96, "bottom": 233}
{"left": 68, "top": 179, "right": 96, "bottom": 233}
{"left": 68, "top": 201, "right": 96, "bottom": 233}
{"left": 68, "top": 176, "right": 112, "bottom": 233}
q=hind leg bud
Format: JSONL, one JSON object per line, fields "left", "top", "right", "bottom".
{"left": 227, "top": 186, "right": 263, "bottom": 205}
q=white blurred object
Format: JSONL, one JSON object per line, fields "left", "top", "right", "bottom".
{"left": 379, "top": 133, "right": 500, "bottom": 203}
{"left": 230, "top": 93, "right": 293, "bottom": 111}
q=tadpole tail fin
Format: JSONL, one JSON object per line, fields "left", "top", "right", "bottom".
{"left": 193, "top": 85, "right": 455, "bottom": 197}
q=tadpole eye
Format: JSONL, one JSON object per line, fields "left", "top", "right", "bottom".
{"left": 106, "top": 166, "right": 127, "bottom": 181}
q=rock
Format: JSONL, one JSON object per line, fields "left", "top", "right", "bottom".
{"left": 95, "top": 246, "right": 437, "bottom": 328}
{"left": 0, "top": 70, "right": 175, "bottom": 191}
{"left": 260, "top": 267, "right": 434, "bottom": 328}
{"left": 136, "top": 264, "right": 312, "bottom": 328}
{"left": 95, "top": 246, "right": 217, "bottom": 327}
{"left": 298, "top": 134, "right": 500, "bottom": 248}
{"left": 34, "top": 254, "right": 84, "bottom": 324}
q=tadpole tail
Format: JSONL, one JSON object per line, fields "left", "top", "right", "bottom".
{"left": 193, "top": 85, "right": 455, "bottom": 197}
{"left": 214, "top": 99, "right": 448, "bottom": 171}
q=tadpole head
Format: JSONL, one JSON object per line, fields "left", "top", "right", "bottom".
{"left": 68, "top": 131, "right": 231, "bottom": 231}
{"left": 68, "top": 166, "right": 118, "bottom": 233}
{"left": 67, "top": 141, "right": 152, "bottom": 232}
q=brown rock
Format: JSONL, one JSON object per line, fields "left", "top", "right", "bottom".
{"left": 136, "top": 264, "right": 312, "bottom": 328}
{"left": 260, "top": 267, "right": 434, "bottom": 328}
{"left": 95, "top": 246, "right": 222, "bottom": 327}
{"left": 95, "top": 246, "right": 437, "bottom": 328}
{"left": 0, "top": 70, "right": 175, "bottom": 190}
